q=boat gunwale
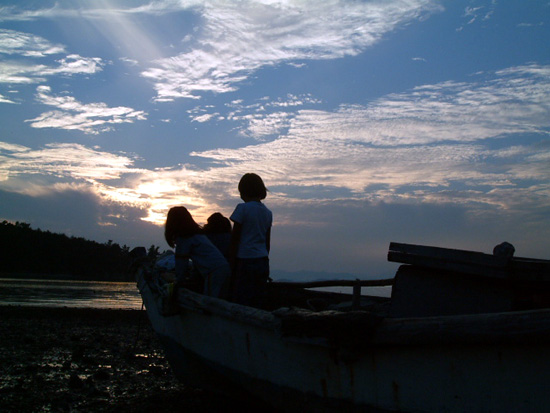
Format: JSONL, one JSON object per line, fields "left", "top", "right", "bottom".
{"left": 137, "top": 270, "right": 550, "bottom": 348}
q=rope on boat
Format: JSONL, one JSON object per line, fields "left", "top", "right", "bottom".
{"left": 131, "top": 301, "right": 145, "bottom": 354}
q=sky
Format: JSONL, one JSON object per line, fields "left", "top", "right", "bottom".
{"left": 0, "top": 0, "right": 549, "bottom": 280}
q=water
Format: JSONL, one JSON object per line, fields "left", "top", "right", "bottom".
{"left": 0, "top": 278, "right": 143, "bottom": 309}
{"left": 311, "top": 285, "right": 392, "bottom": 298}
{"left": 0, "top": 278, "right": 391, "bottom": 310}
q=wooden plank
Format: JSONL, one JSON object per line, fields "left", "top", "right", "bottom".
{"left": 274, "top": 306, "right": 550, "bottom": 346}
{"left": 388, "top": 242, "right": 550, "bottom": 282}
{"left": 372, "top": 308, "right": 550, "bottom": 346}
{"left": 175, "top": 287, "right": 280, "bottom": 330}
{"left": 387, "top": 252, "right": 510, "bottom": 279}
{"left": 388, "top": 242, "right": 508, "bottom": 268}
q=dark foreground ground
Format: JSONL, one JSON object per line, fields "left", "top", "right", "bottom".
{"left": 0, "top": 306, "right": 264, "bottom": 412}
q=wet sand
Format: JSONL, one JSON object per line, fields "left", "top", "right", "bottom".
{"left": 0, "top": 306, "right": 260, "bottom": 412}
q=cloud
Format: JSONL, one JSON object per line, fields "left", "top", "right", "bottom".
{"left": 119, "top": 57, "right": 139, "bottom": 66}
{"left": 3, "top": 62, "right": 549, "bottom": 229}
{"left": 14, "top": 59, "right": 539, "bottom": 229}
{"left": 191, "top": 112, "right": 220, "bottom": 123}
{"left": 141, "top": 0, "right": 442, "bottom": 101}
{"left": 233, "top": 112, "right": 294, "bottom": 140}
{"left": 517, "top": 22, "right": 545, "bottom": 28}
{"left": 0, "top": 141, "right": 209, "bottom": 226}
{"left": 40, "top": 54, "right": 104, "bottom": 76}
{"left": 457, "top": 2, "right": 496, "bottom": 30}
{"left": 2, "top": 63, "right": 550, "bottom": 246}
{"left": 186, "top": 93, "right": 322, "bottom": 137}
{"left": 0, "top": 28, "right": 65, "bottom": 56}
{"left": 1, "top": 1, "right": 442, "bottom": 102}
{"left": 265, "top": 94, "right": 322, "bottom": 108}
{"left": 278, "top": 63, "right": 550, "bottom": 147}
{"left": 186, "top": 64, "right": 550, "bottom": 217}
{"left": 1, "top": 61, "right": 549, "bottom": 274}
{"left": 25, "top": 86, "right": 147, "bottom": 134}
{"left": 0, "top": 61, "right": 47, "bottom": 84}
{"left": 0, "top": 142, "right": 143, "bottom": 184}
{"left": 0, "top": 187, "right": 162, "bottom": 248}
{"left": 0, "top": 92, "right": 17, "bottom": 104}
{"left": 0, "top": 140, "right": 169, "bottom": 243}
{"left": 0, "top": 30, "right": 104, "bottom": 85}
{"left": 0, "top": 51, "right": 104, "bottom": 85}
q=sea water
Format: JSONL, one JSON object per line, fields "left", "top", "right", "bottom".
{"left": 0, "top": 278, "right": 143, "bottom": 309}
{"left": 311, "top": 285, "right": 392, "bottom": 298}
{"left": 0, "top": 278, "right": 391, "bottom": 310}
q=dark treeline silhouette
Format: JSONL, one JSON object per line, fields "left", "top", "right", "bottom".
{"left": 0, "top": 221, "right": 160, "bottom": 281}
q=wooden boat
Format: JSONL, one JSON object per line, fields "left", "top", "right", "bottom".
{"left": 135, "top": 242, "right": 550, "bottom": 412}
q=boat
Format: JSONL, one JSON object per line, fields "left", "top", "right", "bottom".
{"left": 135, "top": 242, "right": 550, "bottom": 412}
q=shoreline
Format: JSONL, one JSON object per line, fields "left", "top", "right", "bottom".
{"left": 0, "top": 305, "right": 261, "bottom": 412}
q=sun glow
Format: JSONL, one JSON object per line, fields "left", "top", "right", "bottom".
{"left": 94, "top": 175, "right": 215, "bottom": 226}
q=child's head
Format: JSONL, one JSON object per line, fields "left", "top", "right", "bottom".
{"left": 164, "top": 206, "right": 202, "bottom": 248}
{"left": 238, "top": 173, "right": 267, "bottom": 201}
{"left": 203, "top": 212, "right": 231, "bottom": 234}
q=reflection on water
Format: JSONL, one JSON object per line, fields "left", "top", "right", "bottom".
{"left": 0, "top": 278, "right": 143, "bottom": 309}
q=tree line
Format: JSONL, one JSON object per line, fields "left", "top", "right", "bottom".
{"left": 0, "top": 221, "right": 160, "bottom": 281}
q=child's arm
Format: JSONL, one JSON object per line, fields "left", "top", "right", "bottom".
{"left": 266, "top": 226, "right": 271, "bottom": 254}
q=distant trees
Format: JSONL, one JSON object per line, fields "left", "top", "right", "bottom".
{"left": 0, "top": 221, "right": 161, "bottom": 281}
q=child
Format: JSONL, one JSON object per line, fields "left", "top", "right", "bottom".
{"left": 164, "top": 206, "right": 230, "bottom": 299}
{"left": 203, "top": 212, "right": 232, "bottom": 258}
{"left": 229, "top": 173, "right": 273, "bottom": 307}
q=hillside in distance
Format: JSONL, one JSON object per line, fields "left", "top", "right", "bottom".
{"left": 0, "top": 221, "right": 161, "bottom": 281}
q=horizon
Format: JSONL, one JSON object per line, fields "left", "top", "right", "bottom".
{"left": 1, "top": 1, "right": 549, "bottom": 279}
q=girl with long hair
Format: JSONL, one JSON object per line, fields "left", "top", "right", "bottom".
{"left": 165, "top": 206, "right": 230, "bottom": 299}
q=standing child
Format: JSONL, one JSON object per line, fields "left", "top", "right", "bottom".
{"left": 229, "top": 173, "right": 273, "bottom": 307}
{"left": 165, "top": 206, "right": 230, "bottom": 299}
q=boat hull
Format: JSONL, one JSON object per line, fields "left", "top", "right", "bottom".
{"left": 137, "top": 271, "right": 550, "bottom": 412}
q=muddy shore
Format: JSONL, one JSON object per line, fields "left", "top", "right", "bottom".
{"left": 0, "top": 306, "right": 262, "bottom": 412}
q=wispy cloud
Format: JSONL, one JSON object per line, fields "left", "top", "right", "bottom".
{"left": 25, "top": 86, "right": 147, "bottom": 134}
{"left": 299, "top": 63, "right": 550, "bottom": 147}
{"left": 0, "top": 92, "right": 17, "bottom": 104}
{"left": 187, "top": 64, "right": 550, "bottom": 215}
{"left": 4, "top": 62, "right": 549, "bottom": 226}
{"left": 0, "top": 142, "right": 142, "bottom": 183}
{"left": 0, "top": 54, "right": 103, "bottom": 85}
{"left": 40, "top": 54, "right": 104, "bottom": 76}
{"left": 0, "top": 28, "right": 65, "bottom": 56}
{"left": 191, "top": 113, "right": 220, "bottom": 123}
{"left": 119, "top": 57, "right": 139, "bottom": 66}
{"left": 223, "top": 94, "right": 322, "bottom": 139}
{"left": 1, "top": 1, "right": 442, "bottom": 102}
{"left": 0, "top": 28, "right": 104, "bottom": 84}
{"left": 141, "top": 0, "right": 442, "bottom": 101}
{"left": 457, "top": 1, "right": 496, "bottom": 31}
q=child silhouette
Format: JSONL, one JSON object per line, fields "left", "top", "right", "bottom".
{"left": 229, "top": 173, "right": 273, "bottom": 307}
{"left": 165, "top": 206, "right": 230, "bottom": 299}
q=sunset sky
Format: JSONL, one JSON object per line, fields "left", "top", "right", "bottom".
{"left": 1, "top": 0, "right": 549, "bottom": 280}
